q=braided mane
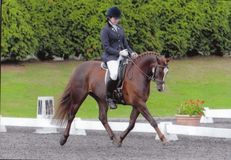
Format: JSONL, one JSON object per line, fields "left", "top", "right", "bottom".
{"left": 132, "top": 51, "right": 160, "bottom": 63}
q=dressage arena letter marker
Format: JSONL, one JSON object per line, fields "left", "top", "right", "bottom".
{"left": 37, "top": 96, "right": 54, "bottom": 119}
{"left": 35, "top": 96, "right": 58, "bottom": 134}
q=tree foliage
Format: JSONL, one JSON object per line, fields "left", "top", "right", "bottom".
{"left": 1, "top": 0, "right": 231, "bottom": 61}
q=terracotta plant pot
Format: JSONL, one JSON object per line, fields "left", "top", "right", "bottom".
{"left": 175, "top": 115, "right": 201, "bottom": 126}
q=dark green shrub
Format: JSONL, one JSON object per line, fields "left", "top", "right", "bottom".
{"left": 1, "top": 0, "right": 230, "bottom": 61}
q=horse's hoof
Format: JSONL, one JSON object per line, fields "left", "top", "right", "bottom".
{"left": 112, "top": 137, "right": 122, "bottom": 147}
{"left": 59, "top": 135, "right": 68, "bottom": 146}
{"left": 159, "top": 135, "right": 169, "bottom": 145}
{"left": 112, "top": 141, "right": 122, "bottom": 147}
{"left": 161, "top": 137, "right": 169, "bottom": 145}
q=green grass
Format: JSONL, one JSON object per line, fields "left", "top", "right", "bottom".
{"left": 1, "top": 56, "right": 231, "bottom": 118}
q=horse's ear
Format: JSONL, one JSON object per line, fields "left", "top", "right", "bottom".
{"left": 157, "top": 56, "right": 170, "bottom": 65}
{"left": 164, "top": 54, "right": 171, "bottom": 64}
{"left": 156, "top": 56, "right": 161, "bottom": 64}
{"left": 165, "top": 57, "right": 171, "bottom": 63}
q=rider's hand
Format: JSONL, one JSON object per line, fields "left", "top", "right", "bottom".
{"left": 119, "top": 49, "right": 129, "bottom": 57}
{"left": 131, "top": 52, "right": 138, "bottom": 58}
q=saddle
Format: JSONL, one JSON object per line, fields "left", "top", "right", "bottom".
{"left": 101, "top": 58, "right": 129, "bottom": 104}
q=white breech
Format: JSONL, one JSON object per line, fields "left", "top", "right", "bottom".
{"left": 106, "top": 55, "right": 124, "bottom": 80}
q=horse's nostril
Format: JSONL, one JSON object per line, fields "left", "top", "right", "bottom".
{"left": 158, "top": 88, "right": 162, "bottom": 92}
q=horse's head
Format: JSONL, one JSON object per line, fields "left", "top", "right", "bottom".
{"left": 151, "top": 55, "right": 170, "bottom": 92}
{"left": 130, "top": 52, "right": 170, "bottom": 92}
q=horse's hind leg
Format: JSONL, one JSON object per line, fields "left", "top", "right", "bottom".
{"left": 59, "top": 102, "right": 76, "bottom": 146}
{"left": 60, "top": 92, "right": 87, "bottom": 146}
{"left": 97, "top": 100, "right": 120, "bottom": 146}
{"left": 118, "top": 107, "right": 139, "bottom": 146}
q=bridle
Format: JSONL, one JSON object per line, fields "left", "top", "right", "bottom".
{"left": 128, "top": 56, "right": 168, "bottom": 84}
{"left": 151, "top": 64, "right": 168, "bottom": 84}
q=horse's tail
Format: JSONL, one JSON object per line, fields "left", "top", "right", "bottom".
{"left": 52, "top": 78, "right": 73, "bottom": 125}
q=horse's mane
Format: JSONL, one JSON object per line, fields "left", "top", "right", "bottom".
{"left": 126, "top": 51, "right": 160, "bottom": 77}
{"left": 132, "top": 51, "right": 160, "bottom": 63}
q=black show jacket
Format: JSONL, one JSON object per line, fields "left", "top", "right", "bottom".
{"left": 100, "top": 22, "right": 133, "bottom": 62}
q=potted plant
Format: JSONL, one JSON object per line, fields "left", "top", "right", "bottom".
{"left": 176, "top": 99, "right": 205, "bottom": 126}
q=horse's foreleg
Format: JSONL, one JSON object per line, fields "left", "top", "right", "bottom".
{"left": 119, "top": 107, "right": 139, "bottom": 145}
{"left": 97, "top": 100, "right": 120, "bottom": 146}
{"left": 136, "top": 101, "right": 168, "bottom": 144}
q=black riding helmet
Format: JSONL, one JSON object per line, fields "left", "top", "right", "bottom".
{"left": 106, "top": 7, "right": 121, "bottom": 18}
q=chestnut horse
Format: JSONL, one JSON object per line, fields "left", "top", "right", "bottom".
{"left": 54, "top": 51, "right": 170, "bottom": 146}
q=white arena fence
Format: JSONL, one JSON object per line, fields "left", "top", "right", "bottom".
{"left": 1, "top": 97, "right": 231, "bottom": 141}
{"left": 200, "top": 107, "right": 231, "bottom": 123}
{"left": 1, "top": 117, "right": 231, "bottom": 141}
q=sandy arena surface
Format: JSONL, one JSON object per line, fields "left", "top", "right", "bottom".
{"left": 1, "top": 118, "right": 231, "bottom": 160}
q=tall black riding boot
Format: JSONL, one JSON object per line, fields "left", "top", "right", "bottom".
{"left": 106, "top": 78, "right": 118, "bottom": 109}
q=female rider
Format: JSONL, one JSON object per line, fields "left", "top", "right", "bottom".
{"left": 100, "top": 7, "right": 138, "bottom": 109}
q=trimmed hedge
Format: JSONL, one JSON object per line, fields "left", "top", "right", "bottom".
{"left": 1, "top": 0, "right": 231, "bottom": 61}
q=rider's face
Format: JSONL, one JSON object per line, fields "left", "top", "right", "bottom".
{"left": 110, "top": 17, "right": 120, "bottom": 25}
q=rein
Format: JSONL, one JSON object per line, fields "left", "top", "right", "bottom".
{"left": 128, "top": 56, "right": 166, "bottom": 84}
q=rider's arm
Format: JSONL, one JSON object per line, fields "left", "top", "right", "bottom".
{"left": 100, "top": 29, "right": 120, "bottom": 55}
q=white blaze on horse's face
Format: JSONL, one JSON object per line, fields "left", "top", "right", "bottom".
{"left": 152, "top": 65, "right": 169, "bottom": 92}
{"left": 162, "top": 67, "right": 169, "bottom": 90}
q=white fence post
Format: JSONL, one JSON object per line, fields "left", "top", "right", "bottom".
{"left": 200, "top": 107, "right": 214, "bottom": 123}
{"left": 0, "top": 115, "right": 7, "bottom": 132}
{"left": 155, "top": 122, "right": 178, "bottom": 141}
{"left": 70, "top": 118, "right": 87, "bottom": 135}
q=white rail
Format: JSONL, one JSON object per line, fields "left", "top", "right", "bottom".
{"left": 200, "top": 107, "right": 231, "bottom": 123}
{"left": 1, "top": 117, "right": 231, "bottom": 141}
